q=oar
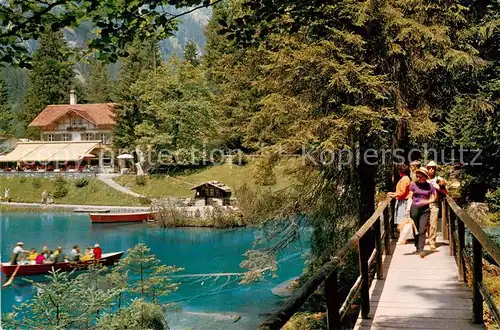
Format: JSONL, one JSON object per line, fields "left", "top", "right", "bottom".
{"left": 2, "top": 265, "right": 21, "bottom": 288}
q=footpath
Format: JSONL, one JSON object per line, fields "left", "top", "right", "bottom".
{"left": 96, "top": 174, "right": 145, "bottom": 198}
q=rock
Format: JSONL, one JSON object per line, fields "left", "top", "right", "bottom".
{"left": 271, "top": 276, "right": 299, "bottom": 297}
{"left": 466, "top": 202, "right": 490, "bottom": 224}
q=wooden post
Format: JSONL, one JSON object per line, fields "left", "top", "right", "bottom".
{"left": 441, "top": 199, "right": 449, "bottom": 241}
{"left": 390, "top": 199, "right": 396, "bottom": 238}
{"left": 383, "top": 206, "right": 391, "bottom": 255}
{"left": 457, "top": 219, "right": 466, "bottom": 282}
{"left": 358, "top": 237, "right": 370, "bottom": 319}
{"left": 472, "top": 237, "right": 483, "bottom": 324}
{"left": 325, "top": 270, "right": 341, "bottom": 330}
{"left": 449, "top": 206, "right": 456, "bottom": 257}
{"left": 374, "top": 217, "right": 383, "bottom": 279}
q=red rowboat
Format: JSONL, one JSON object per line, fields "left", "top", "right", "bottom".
{"left": 89, "top": 212, "right": 156, "bottom": 223}
{"left": 1, "top": 251, "right": 124, "bottom": 277}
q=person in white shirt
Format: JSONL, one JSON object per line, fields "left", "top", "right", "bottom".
{"left": 69, "top": 245, "right": 81, "bottom": 261}
{"left": 10, "top": 242, "right": 28, "bottom": 265}
{"left": 426, "top": 161, "right": 448, "bottom": 250}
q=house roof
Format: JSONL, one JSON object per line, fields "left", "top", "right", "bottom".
{"left": 191, "top": 181, "right": 232, "bottom": 192}
{"left": 29, "top": 103, "right": 117, "bottom": 127}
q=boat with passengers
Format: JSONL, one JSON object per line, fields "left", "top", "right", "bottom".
{"left": 1, "top": 251, "right": 124, "bottom": 276}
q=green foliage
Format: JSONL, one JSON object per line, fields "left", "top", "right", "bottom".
{"left": 130, "top": 58, "right": 216, "bottom": 154}
{"left": 112, "top": 39, "right": 162, "bottom": 149}
{"left": 183, "top": 40, "right": 200, "bottom": 66}
{"left": 486, "top": 190, "right": 500, "bottom": 213}
{"left": 282, "top": 312, "right": 326, "bottom": 330}
{"left": 20, "top": 30, "right": 73, "bottom": 137}
{"left": 1, "top": 66, "right": 29, "bottom": 136}
{"left": 3, "top": 269, "right": 120, "bottom": 329}
{"left": 0, "top": 1, "right": 217, "bottom": 66}
{"left": 0, "top": 79, "right": 13, "bottom": 135}
{"left": 86, "top": 59, "right": 111, "bottom": 103}
{"left": 4, "top": 244, "right": 177, "bottom": 329}
{"left": 253, "top": 154, "right": 278, "bottom": 186}
{"left": 135, "top": 175, "right": 147, "bottom": 186}
{"left": 116, "top": 243, "right": 182, "bottom": 304}
{"left": 204, "top": 2, "right": 264, "bottom": 151}
{"left": 205, "top": 0, "right": 500, "bottom": 274}
{"left": 31, "top": 177, "right": 41, "bottom": 189}
{"left": 74, "top": 178, "right": 89, "bottom": 188}
{"left": 97, "top": 299, "right": 168, "bottom": 330}
{"left": 139, "top": 196, "right": 152, "bottom": 206}
{"left": 232, "top": 151, "right": 249, "bottom": 166}
{"left": 53, "top": 176, "right": 69, "bottom": 199}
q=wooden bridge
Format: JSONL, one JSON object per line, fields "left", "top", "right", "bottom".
{"left": 259, "top": 196, "right": 500, "bottom": 329}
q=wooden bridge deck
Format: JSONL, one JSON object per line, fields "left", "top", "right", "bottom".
{"left": 354, "top": 235, "right": 485, "bottom": 330}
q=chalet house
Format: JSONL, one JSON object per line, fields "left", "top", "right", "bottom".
{"left": 29, "top": 90, "right": 116, "bottom": 145}
{"left": 0, "top": 91, "right": 117, "bottom": 174}
{"left": 191, "top": 181, "right": 232, "bottom": 206}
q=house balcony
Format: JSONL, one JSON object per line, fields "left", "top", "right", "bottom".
{"left": 66, "top": 126, "right": 87, "bottom": 131}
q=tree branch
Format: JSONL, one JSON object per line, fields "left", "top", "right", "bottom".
{"left": 0, "top": 0, "right": 67, "bottom": 39}
{"left": 165, "top": 0, "right": 224, "bottom": 21}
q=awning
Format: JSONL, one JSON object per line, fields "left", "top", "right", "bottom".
{"left": 0, "top": 141, "right": 101, "bottom": 162}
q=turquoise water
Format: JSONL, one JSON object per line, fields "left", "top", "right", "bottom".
{"left": 0, "top": 212, "right": 310, "bottom": 329}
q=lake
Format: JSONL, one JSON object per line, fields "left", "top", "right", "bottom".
{"left": 0, "top": 212, "right": 310, "bottom": 329}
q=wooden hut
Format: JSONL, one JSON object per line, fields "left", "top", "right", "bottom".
{"left": 191, "top": 181, "right": 232, "bottom": 206}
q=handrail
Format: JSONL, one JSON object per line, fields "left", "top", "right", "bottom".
{"left": 444, "top": 196, "right": 500, "bottom": 324}
{"left": 259, "top": 197, "right": 393, "bottom": 329}
{"left": 446, "top": 196, "right": 500, "bottom": 265}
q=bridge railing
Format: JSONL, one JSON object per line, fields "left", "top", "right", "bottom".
{"left": 259, "top": 197, "right": 393, "bottom": 330}
{"left": 444, "top": 196, "right": 500, "bottom": 324}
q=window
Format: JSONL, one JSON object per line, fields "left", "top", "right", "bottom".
{"left": 101, "top": 133, "right": 109, "bottom": 144}
{"left": 47, "top": 134, "right": 55, "bottom": 142}
{"left": 85, "top": 133, "right": 94, "bottom": 141}
{"left": 62, "top": 134, "right": 70, "bottom": 141}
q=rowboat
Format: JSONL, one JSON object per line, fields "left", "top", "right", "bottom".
{"left": 1, "top": 251, "right": 124, "bottom": 277}
{"left": 89, "top": 212, "right": 156, "bottom": 223}
{"left": 74, "top": 208, "right": 110, "bottom": 213}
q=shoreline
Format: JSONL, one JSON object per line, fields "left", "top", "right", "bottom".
{"left": 0, "top": 202, "right": 251, "bottom": 229}
{"left": 0, "top": 201, "right": 150, "bottom": 213}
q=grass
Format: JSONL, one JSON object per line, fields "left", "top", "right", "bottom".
{"left": 113, "top": 158, "right": 298, "bottom": 198}
{"left": 0, "top": 204, "right": 70, "bottom": 213}
{"left": 0, "top": 177, "right": 141, "bottom": 206}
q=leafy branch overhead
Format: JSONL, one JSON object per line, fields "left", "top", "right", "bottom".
{"left": 0, "top": 0, "right": 222, "bottom": 66}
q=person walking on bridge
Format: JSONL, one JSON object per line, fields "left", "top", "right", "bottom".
{"left": 388, "top": 164, "right": 411, "bottom": 225}
{"left": 405, "top": 167, "right": 437, "bottom": 258}
{"left": 426, "top": 161, "right": 448, "bottom": 250}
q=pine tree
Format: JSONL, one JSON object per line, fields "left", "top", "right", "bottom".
{"left": 183, "top": 40, "right": 200, "bottom": 66}
{"left": 0, "top": 79, "right": 12, "bottom": 135}
{"left": 21, "top": 30, "right": 73, "bottom": 137}
{"left": 131, "top": 59, "right": 216, "bottom": 154}
{"left": 112, "top": 38, "right": 162, "bottom": 149}
{"left": 204, "top": 2, "right": 266, "bottom": 151}
{"left": 86, "top": 60, "right": 111, "bottom": 103}
{"left": 205, "top": 0, "right": 499, "bottom": 276}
